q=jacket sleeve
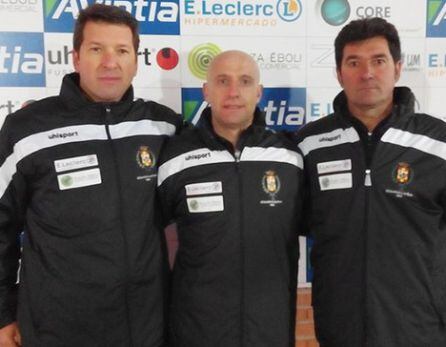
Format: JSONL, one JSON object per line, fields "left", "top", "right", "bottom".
{"left": 0, "top": 116, "right": 26, "bottom": 328}
{"left": 292, "top": 131, "right": 311, "bottom": 237}
{"left": 157, "top": 139, "right": 178, "bottom": 227}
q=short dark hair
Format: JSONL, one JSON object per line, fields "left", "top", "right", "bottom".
{"left": 334, "top": 17, "right": 401, "bottom": 70}
{"left": 73, "top": 4, "right": 139, "bottom": 53}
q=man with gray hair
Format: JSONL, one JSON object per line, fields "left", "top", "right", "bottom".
{"left": 296, "top": 17, "right": 446, "bottom": 347}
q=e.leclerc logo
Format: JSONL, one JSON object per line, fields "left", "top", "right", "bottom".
{"left": 0, "top": 33, "right": 45, "bottom": 87}
{"left": 427, "top": 0, "right": 446, "bottom": 37}
{"left": 181, "top": 87, "right": 306, "bottom": 131}
{"left": 184, "top": 0, "right": 302, "bottom": 24}
{"left": 44, "top": 0, "right": 179, "bottom": 35}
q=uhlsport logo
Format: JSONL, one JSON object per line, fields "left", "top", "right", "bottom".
{"left": 0, "top": 33, "right": 45, "bottom": 87}
{"left": 181, "top": 87, "right": 306, "bottom": 131}
{"left": 44, "top": 0, "right": 180, "bottom": 35}
{"left": 188, "top": 43, "right": 221, "bottom": 80}
{"left": 427, "top": 0, "right": 446, "bottom": 37}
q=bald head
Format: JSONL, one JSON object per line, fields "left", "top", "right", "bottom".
{"left": 206, "top": 50, "right": 260, "bottom": 83}
{"left": 203, "top": 50, "right": 262, "bottom": 144}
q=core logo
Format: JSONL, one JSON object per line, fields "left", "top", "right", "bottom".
{"left": 317, "top": 0, "right": 391, "bottom": 26}
{"left": 427, "top": 0, "right": 446, "bottom": 37}
{"left": 44, "top": 0, "right": 179, "bottom": 35}
{"left": 0, "top": 33, "right": 45, "bottom": 87}
{"left": 319, "top": 0, "right": 350, "bottom": 26}
{"left": 181, "top": 87, "right": 306, "bottom": 131}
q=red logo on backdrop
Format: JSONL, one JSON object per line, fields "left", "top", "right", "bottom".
{"left": 156, "top": 48, "right": 179, "bottom": 70}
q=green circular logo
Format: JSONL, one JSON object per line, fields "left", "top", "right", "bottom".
{"left": 188, "top": 43, "right": 221, "bottom": 80}
{"left": 61, "top": 175, "right": 73, "bottom": 187}
{"left": 189, "top": 200, "right": 199, "bottom": 211}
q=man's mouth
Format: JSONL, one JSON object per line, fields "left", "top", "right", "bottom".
{"left": 99, "top": 76, "right": 121, "bottom": 82}
{"left": 224, "top": 105, "right": 244, "bottom": 109}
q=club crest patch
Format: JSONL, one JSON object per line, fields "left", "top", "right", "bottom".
{"left": 393, "top": 162, "right": 412, "bottom": 185}
{"left": 136, "top": 146, "right": 155, "bottom": 169}
{"left": 262, "top": 170, "right": 281, "bottom": 195}
{"left": 261, "top": 170, "right": 282, "bottom": 207}
{"left": 385, "top": 162, "right": 414, "bottom": 198}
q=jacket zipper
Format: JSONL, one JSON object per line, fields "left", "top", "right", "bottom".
{"left": 104, "top": 107, "right": 134, "bottom": 347}
{"left": 234, "top": 148, "right": 245, "bottom": 347}
{"left": 363, "top": 132, "right": 373, "bottom": 346}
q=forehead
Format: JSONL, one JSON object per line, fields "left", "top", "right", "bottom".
{"left": 82, "top": 21, "right": 133, "bottom": 44}
{"left": 342, "top": 36, "right": 391, "bottom": 60}
{"left": 209, "top": 54, "right": 258, "bottom": 80}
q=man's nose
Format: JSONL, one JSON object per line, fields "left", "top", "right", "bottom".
{"left": 360, "top": 63, "right": 374, "bottom": 79}
{"left": 101, "top": 50, "right": 118, "bottom": 68}
{"left": 228, "top": 82, "right": 240, "bottom": 97}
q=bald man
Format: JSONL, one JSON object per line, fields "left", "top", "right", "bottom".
{"left": 157, "top": 50, "right": 303, "bottom": 347}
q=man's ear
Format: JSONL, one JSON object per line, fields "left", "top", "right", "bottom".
{"left": 202, "top": 83, "right": 209, "bottom": 102}
{"left": 336, "top": 68, "right": 343, "bottom": 87}
{"left": 256, "top": 84, "right": 263, "bottom": 103}
{"left": 394, "top": 60, "right": 402, "bottom": 83}
{"left": 73, "top": 50, "right": 80, "bottom": 72}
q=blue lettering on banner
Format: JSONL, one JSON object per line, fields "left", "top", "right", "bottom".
{"left": 428, "top": 53, "right": 446, "bottom": 67}
{"left": 44, "top": 0, "right": 179, "bottom": 35}
{"left": 259, "top": 88, "right": 306, "bottom": 131}
{"left": 182, "top": 87, "right": 306, "bottom": 132}
{"left": 0, "top": 32, "right": 45, "bottom": 87}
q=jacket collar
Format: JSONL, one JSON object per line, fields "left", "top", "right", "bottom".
{"left": 197, "top": 106, "right": 267, "bottom": 151}
{"left": 59, "top": 72, "right": 135, "bottom": 115}
{"left": 333, "top": 86, "right": 416, "bottom": 129}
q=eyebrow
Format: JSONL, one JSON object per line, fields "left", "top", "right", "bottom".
{"left": 85, "top": 41, "right": 132, "bottom": 48}
{"left": 345, "top": 53, "right": 388, "bottom": 61}
{"left": 215, "top": 74, "right": 254, "bottom": 79}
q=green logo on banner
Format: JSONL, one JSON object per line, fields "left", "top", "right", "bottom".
{"left": 188, "top": 43, "right": 221, "bottom": 80}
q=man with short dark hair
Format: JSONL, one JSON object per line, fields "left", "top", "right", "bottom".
{"left": 0, "top": 4, "right": 180, "bottom": 346}
{"left": 296, "top": 17, "right": 446, "bottom": 347}
{"left": 158, "top": 50, "right": 303, "bottom": 347}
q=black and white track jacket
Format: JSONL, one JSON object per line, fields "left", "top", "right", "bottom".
{"left": 0, "top": 73, "right": 181, "bottom": 347}
{"left": 157, "top": 108, "right": 303, "bottom": 347}
{"left": 296, "top": 87, "right": 446, "bottom": 347}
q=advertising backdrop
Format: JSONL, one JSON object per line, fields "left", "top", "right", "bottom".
{"left": 1, "top": 0, "right": 446, "bottom": 285}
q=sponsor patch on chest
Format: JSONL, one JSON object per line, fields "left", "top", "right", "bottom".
{"left": 317, "top": 159, "right": 351, "bottom": 174}
{"left": 187, "top": 195, "right": 224, "bottom": 213}
{"left": 54, "top": 154, "right": 98, "bottom": 173}
{"left": 319, "top": 173, "right": 352, "bottom": 191}
{"left": 57, "top": 168, "right": 102, "bottom": 190}
{"left": 185, "top": 181, "right": 222, "bottom": 196}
